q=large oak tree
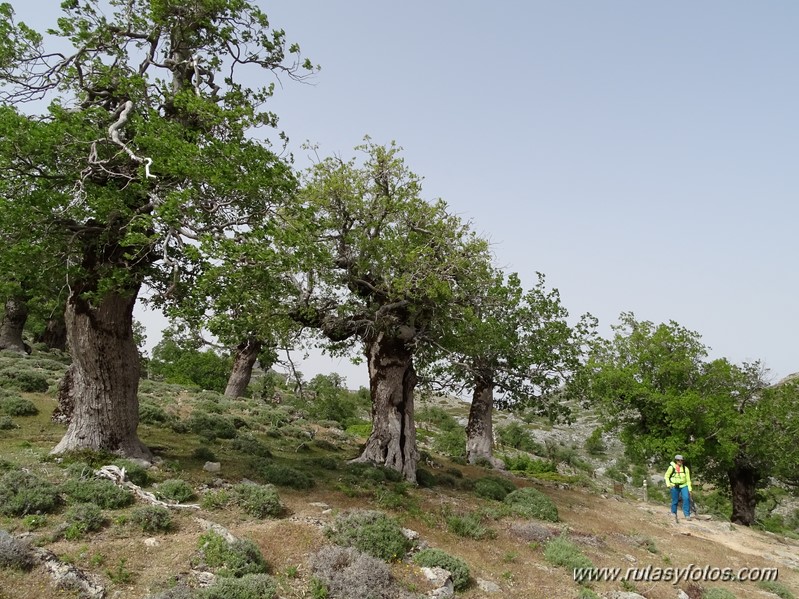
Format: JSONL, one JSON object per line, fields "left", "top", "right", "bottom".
{"left": 287, "top": 141, "right": 491, "bottom": 481}
{"left": 0, "top": 0, "right": 311, "bottom": 460}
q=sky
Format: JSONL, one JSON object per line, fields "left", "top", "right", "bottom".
{"left": 12, "top": 1, "right": 799, "bottom": 389}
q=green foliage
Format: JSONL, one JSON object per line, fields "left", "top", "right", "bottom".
{"left": 413, "top": 548, "right": 470, "bottom": 591}
{"left": 156, "top": 479, "right": 196, "bottom": 503}
{"left": 201, "top": 574, "right": 276, "bottom": 599}
{"left": 504, "top": 487, "right": 559, "bottom": 522}
{"left": 233, "top": 483, "right": 283, "bottom": 518}
{"left": 258, "top": 463, "right": 314, "bottom": 489}
{"left": 150, "top": 338, "right": 233, "bottom": 394}
{"left": 0, "top": 530, "right": 34, "bottom": 571}
{"left": 584, "top": 428, "right": 607, "bottom": 456}
{"left": 309, "top": 546, "right": 398, "bottom": 599}
{"left": 61, "top": 477, "right": 134, "bottom": 509}
{"left": 114, "top": 459, "right": 151, "bottom": 487}
{"left": 305, "top": 373, "right": 363, "bottom": 427}
{"left": 0, "top": 415, "right": 14, "bottom": 429}
{"left": 192, "top": 446, "right": 218, "bottom": 462}
{"left": 139, "top": 401, "right": 171, "bottom": 425}
{"left": 445, "top": 510, "right": 496, "bottom": 540}
{"left": 63, "top": 503, "right": 105, "bottom": 539}
{"left": 0, "top": 470, "right": 60, "bottom": 515}
{"left": 417, "top": 405, "right": 461, "bottom": 431}
{"left": 324, "top": 510, "right": 412, "bottom": 562}
{"left": 0, "top": 369, "right": 48, "bottom": 393}
{"left": 231, "top": 434, "right": 272, "bottom": 458}
{"left": 502, "top": 454, "right": 557, "bottom": 476}
{"left": 201, "top": 489, "right": 232, "bottom": 511}
{"left": 543, "top": 536, "right": 593, "bottom": 571}
{"left": 187, "top": 411, "right": 238, "bottom": 441}
{"left": 496, "top": 422, "right": 543, "bottom": 454}
{"left": 433, "top": 427, "right": 467, "bottom": 459}
{"left": 130, "top": 505, "right": 173, "bottom": 533}
{"left": 345, "top": 421, "right": 372, "bottom": 438}
{"left": 474, "top": 476, "right": 517, "bottom": 501}
{"left": 0, "top": 395, "right": 38, "bottom": 417}
{"left": 197, "top": 531, "right": 270, "bottom": 578}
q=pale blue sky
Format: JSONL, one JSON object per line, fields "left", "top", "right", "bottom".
{"left": 12, "top": 2, "right": 799, "bottom": 389}
{"left": 260, "top": 1, "right": 799, "bottom": 387}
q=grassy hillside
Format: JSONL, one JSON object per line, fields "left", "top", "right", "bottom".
{"left": 0, "top": 350, "right": 797, "bottom": 599}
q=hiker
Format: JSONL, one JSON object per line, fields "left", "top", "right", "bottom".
{"left": 665, "top": 454, "right": 692, "bottom": 521}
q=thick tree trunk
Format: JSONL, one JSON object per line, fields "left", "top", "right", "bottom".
{"left": 353, "top": 333, "right": 419, "bottom": 482}
{"left": 224, "top": 338, "right": 262, "bottom": 398}
{"left": 38, "top": 316, "right": 67, "bottom": 351}
{"left": 0, "top": 296, "right": 30, "bottom": 353}
{"left": 51, "top": 287, "right": 152, "bottom": 462}
{"left": 728, "top": 461, "right": 759, "bottom": 525}
{"left": 465, "top": 378, "right": 505, "bottom": 469}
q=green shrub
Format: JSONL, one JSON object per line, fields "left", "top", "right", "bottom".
{"left": 0, "top": 369, "right": 49, "bottom": 393}
{"left": 445, "top": 510, "right": 496, "bottom": 540}
{"left": 702, "top": 589, "right": 737, "bottom": 599}
{"left": 114, "top": 459, "right": 151, "bottom": 487}
{"left": 156, "top": 479, "right": 196, "bottom": 503}
{"left": 544, "top": 536, "right": 593, "bottom": 571}
{"left": 259, "top": 464, "right": 314, "bottom": 490}
{"left": 192, "top": 446, "right": 217, "bottom": 462}
{"left": 504, "top": 487, "right": 559, "bottom": 522}
{"left": 502, "top": 454, "right": 557, "bottom": 476}
{"left": 433, "top": 428, "right": 467, "bottom": 459}
{"left": 63, "top": 503, "right": 105, "bottom": 539}
{"left": 201, "top": 574, "right": 276, "bottom": 599}
{"left": 233, "top": 483, "right": 283, "bottom": 518}
{"left": 324, "top": 510, "right": 412, "bottom": 562}
{"left": 0, "top": 396, "right": 38, "bottom": 417}
{"left": 61, "top": 477, "right": 134, "bottom": 509}
{"left": 197, "top": 531, "right": 269, "bottom": 577}
{"left": 139, "top": 401, "right": 170, "bottom": 424}
{"left": 187, "top": 411, "right": 237, "bottom": 440}
{"left": 345, "top": 422, "right": 372, "bottom": 437}
{"left": 415, "top": 468, "right": 438, "bottom": 488}
{"left": 0, "top": 416, "right": 14, "bottom": 430}
{"left": 232, "top": 434, "right": 273, "bottom": 458}
{"left": 0, "top": 530, "right": 34, "bottom": 571}
{"left": 417, "top": 406, "right": 460, "bottom": 431}
{"left": 474, "top": 476, "right": 517, "bottom": 501}
{"left": 200, "top": 489, "right": 231, "bottom": 511}
{"left": 0, "top": 470, "right": 60, "bottom": 515}
{"left": 130, "top": 505, "right": 173, "bottom": 532}
{"left": 496, "top": 422, "right": 542, "bottom": 453}
{"left": 413, "top": 548, "right": 470, "bottom": 591}
{"left": 310, "top": 546, "right": 399, "bottom": 599}
{"left": 53, "top": 448, "right": 116, "bottom": 469}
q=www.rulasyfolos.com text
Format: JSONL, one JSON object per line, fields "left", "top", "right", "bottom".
{"left": 573, "top": 564, "right": 778, "bottom": 585}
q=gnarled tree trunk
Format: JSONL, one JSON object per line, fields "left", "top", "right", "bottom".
{"left": 0, "top": 296, "right": 30, "bottom": 353}
{"left": 224, "top": 338, "right": 262, "bottom": 398}
{"left": 465, "top": 378, "right": 505, "bottom": 468}
{"left": 51, "top": 287, "right": 152, "bottom": 462}
{"left": 728, "top": 460, "right": 760, "bottom": 525}
{"left": 354, "top": 333, "right": 419, "bottom": 482}
{"left": 38, "top": 316, "right": 67, "bottom": 351}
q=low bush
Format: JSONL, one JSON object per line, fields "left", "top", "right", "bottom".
{"left": 156, "top": 479, "right": 196, "bottom": 503}
{"left": 61, "top": 477, "right": 134, "bottom": 509}
{"left": 63, "top": 503, "right": 105, "bottom": 539}
{"left": 0, "top": 530, "right": 35, "bottom": 571}
{"left": 474, "top": 476, "right": 517, "bottom": 501}
{"left": 232, "top": 434, "right": 273, "bottom": 458}
{"left": 757, "top": 581, "right": 795, "bottom": 599}
{"left": 192, "top": 446, "right": 217, "bottom": 462}
{"left": 0, "top": 396, "right": 38, "bottom": 417}
{"left": 201, "top": 574, "right": 277, "bottom": 599}
{"left": 0, "top": 416, "right": 14, "bottom": 430}
{"left": 197, "top": 531, "right": 269, "bottom": 578}
{"left": 445, "top": 510, "right": 496, "bottom": 540}
{"left": 324, "top": 510, "right": 412, "bottom": 562}
{"left": 413, "top": 548, "right": 471, "bottom": 591}
{"left": 259, "top": 463, "right": 314, "bottom": 490}
{"left": 504, "top": 487, "right": 559, "bottom": 522}
{"left": 0, "top": 470, "right": 60, "bottom": 516}
{"left": 496, "top": 422, "right": 542, "bottom": 454}
{"left": 433, "top": 428, "right": 467, "bottom": 459}
{"left": 309, "top": 545, "right": 407, "bottom": 599}
{"left": 114, "top": 459, "right": 151, "bottom": 487}
{"left": 139, "top": 401, "right": 171, "bottom": 425}
{"left": 544, "top": 536, "right": 593, "bottom": 571}
{"left": 0, "top": 369, "right": 49, "bottom": 393}
{"left": 187, "top": 411, "right": 237, "bottom": 440}
{"left": 233, "top": 483, "right": 282, "bottom": 518}
{"left": 502, "top": 454, "right": 557, "bottom": 476}
{"left": 130, "top": 505, "right": 173, "bottom": 533}
{"left": 200, "top": 489, "right": 231, "bottom": 511}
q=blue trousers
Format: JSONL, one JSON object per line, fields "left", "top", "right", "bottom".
{"left": 670, "top": 485, "right": 690, "bottom": 517}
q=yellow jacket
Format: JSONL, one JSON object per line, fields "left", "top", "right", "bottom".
{"left": 665, "top": 461, "right": 692, "bottom": 492}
